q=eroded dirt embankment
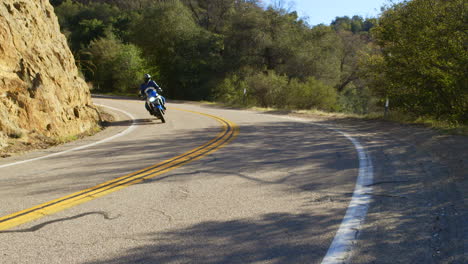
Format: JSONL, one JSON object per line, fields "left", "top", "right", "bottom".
{"left": 0, "top": 0, "right": 99, "bottom": 151}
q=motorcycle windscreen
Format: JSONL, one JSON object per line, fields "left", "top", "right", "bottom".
{"left": 145, "top": 88, "right": 157, "bottom": 97}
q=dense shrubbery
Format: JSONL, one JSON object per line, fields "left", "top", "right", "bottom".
{"left": 214, "top": 70, "right": 337, "bottom": 111}
{"left": 368, "top": 0, "right": 467, "bottom": 124}
{"left": 52, "top": 0, "right": 374, "bottom": 108}
{"left": 51, "top": 0, "right": 466, "bottom": 124}
{"left": 86, "top": 34, "right": 152, "bottom": 93}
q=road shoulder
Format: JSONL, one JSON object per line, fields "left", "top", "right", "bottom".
{"left": 288, "top": 113, "right": 467, "bottom": 264}
{"left": 0, "top": 105, "right": 122, "bottom": 165}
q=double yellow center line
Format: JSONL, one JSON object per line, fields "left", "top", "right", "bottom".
{"left": 0, "top": 108, "right": 239, "bottom": 231}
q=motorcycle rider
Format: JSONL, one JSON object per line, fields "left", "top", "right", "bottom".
{"left": 139, "top": 74, "right": 166, "bottom": 114}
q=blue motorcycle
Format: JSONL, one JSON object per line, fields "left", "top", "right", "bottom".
{"left": 144, "top": 87, "right": 166, "bottom": 123}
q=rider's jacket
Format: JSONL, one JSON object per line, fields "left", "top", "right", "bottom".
{"left": 140, "top": 80, "right": 161, "bottom": 96}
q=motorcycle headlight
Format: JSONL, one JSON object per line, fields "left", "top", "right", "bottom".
{"left": 149, "top": 97, "right": 157, "bottom": 103}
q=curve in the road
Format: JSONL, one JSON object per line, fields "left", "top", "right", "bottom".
{"left": 0, "top": 107, "right": 239, "bottom": 231}
{"left": 273, "top": 115, "right": 374, "bottom": 264}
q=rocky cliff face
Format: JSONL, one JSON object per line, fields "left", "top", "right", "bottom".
{"left": 0, "top": 0, "right": 99, "bottom": 149}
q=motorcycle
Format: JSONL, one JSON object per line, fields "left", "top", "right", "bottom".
{"left": 144, "top": 87, "right": 166, "bottom": 123}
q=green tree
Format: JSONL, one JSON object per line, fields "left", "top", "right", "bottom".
{"left": 72, "top": 19, "right": 107, "bottom": 50}
{"left": 335, "top": 30, "right": 371, "bottom": 92}
{"left": 286, "top": 77, "right": 338, "bottom": 111}
{"left": 51, "top": 0, "right": 379, "bottom": 114}
{"left": 54, "top": 0, "right": 134, "bottom": 50}
{"left": 87, "top": 34, "right": 152, "bottom": 93}
{"left": 132, "top": 1, "right": 223, "bottom": 100}
{"left": 331, "top": 16, "right": 351, "bottom": 31}
{"left": 53, "top": 0, "right": 82, "bottom": 30}
{"left": 221, "top": 1, "right": 270, "bottom": 72}
{"left": 212, "top": 73, "right": 248, "bottom": 104}
{"left": 370, "top": 0, "right": 468, "bottom": 123}
{"left": 182, "top": 0, "right": 236, "bottom": 33}
{"left": 362, "top": 18, "right": 377, "bottom": 32}
{"left": 72, "top": 0, "right": 154, "bottom": 10}
{"left": 246, "top": 70, "right": 288, "bottom": 107}
{"left": 350, "top": 15, "right": 363, "bottom": 33}
{"left": 283, "top": 25, "right": 341, "bottom": 86}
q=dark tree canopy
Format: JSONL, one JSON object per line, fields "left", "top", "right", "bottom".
{"left": 50, "top": 0, "right": 466, "bottom": 123}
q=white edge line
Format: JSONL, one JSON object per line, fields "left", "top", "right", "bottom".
{"left": 321, "top": 132, "right": 373, "bottom": 264}
{"left": 272, "top": 115, "right": 374, "bottom": 264}
{"left": 0, "top": 104, "right": 137, "bottom": 169}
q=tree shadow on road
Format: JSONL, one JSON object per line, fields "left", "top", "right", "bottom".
{"left": 102, "top": 118, "right": 162, "bottom": 127}
{"left": 83, "top": 212, "right": 341, "bottom": 264}
{"left": 0, "top": 120, "right": 357, "bottom": 263}
{"left": 2, "top": 112, "right": 465, "bottom": 263}
{"left": 0, "top": 120, "right": 358, "bottom": 199}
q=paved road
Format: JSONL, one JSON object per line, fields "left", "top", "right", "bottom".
{"left": 0, "top": 97, "right": 361, "bottom": 263}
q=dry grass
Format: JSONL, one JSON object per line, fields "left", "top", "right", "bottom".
{"left": 0, "top": 107, "right": 111, "bottom": 158}
{"left": 201, "top": 101, "right": 468, "bottom": 136}
{"left": 98, "top": 94, "right": 468, "bottom": 136}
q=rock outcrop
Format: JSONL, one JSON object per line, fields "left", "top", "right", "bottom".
{"left": 0, "top": 0, "right": 99, "bottom": 149}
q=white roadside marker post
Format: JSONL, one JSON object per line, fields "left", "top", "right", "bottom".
{"left": 384, "top": 98, "right": 390, "bottom": 118}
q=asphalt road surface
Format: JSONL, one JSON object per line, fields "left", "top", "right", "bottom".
{"left": 0, "top": 97, "right": 368, "bottom": 263}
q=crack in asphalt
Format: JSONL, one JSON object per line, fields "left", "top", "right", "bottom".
{"left": 154, "top": 210, "right": 174, "bottom": 222}
{"left": 0, "top": 211, "right": 119, "bottom": 234}
{"left": 364, "top": 192, "right": 408, "bottom": 199}
{"left": 364, "top": 180, "right": 413, "bottom": 187}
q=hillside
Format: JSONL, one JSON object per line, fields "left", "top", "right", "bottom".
{"left": 0, "top": 0, "right": 98, "bottom": 151}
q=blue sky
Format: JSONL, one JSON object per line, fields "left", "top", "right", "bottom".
{"left": 261, "top": 0, "right": 400, "bottom": 26}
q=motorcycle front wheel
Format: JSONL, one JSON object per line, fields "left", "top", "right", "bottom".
{"left": 156, "top": 108, "right": 166, "bottom": 123}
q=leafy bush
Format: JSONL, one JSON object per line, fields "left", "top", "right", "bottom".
{"left": 131, "top": 1, "right": 223, "bottom": 100}
{"left": 370, "top": 0, "right": 468, "bottom": 124}
{"left": 213, "top": 74, "right": 248, "bottom": 104}
{"left": 87, "top": 34, "right": 154, "bottom": 93}
{"left": 53, "top": 0, "right": 467, "bottom": 126}
{"left": 215, "top": 70, "right": 338, "bottom": 111}
{"left": 245, "top": 71, "right": 288, "bottom": 108}
{"left": 286, "top": 77, "right": 338, "bottom": 111}
{"left": 338, "top": 84, "right": 375, "bottom": 114}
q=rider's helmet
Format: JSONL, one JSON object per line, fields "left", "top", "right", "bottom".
{"left": 144, "top": 73, "right": 151, "bottom": 83}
